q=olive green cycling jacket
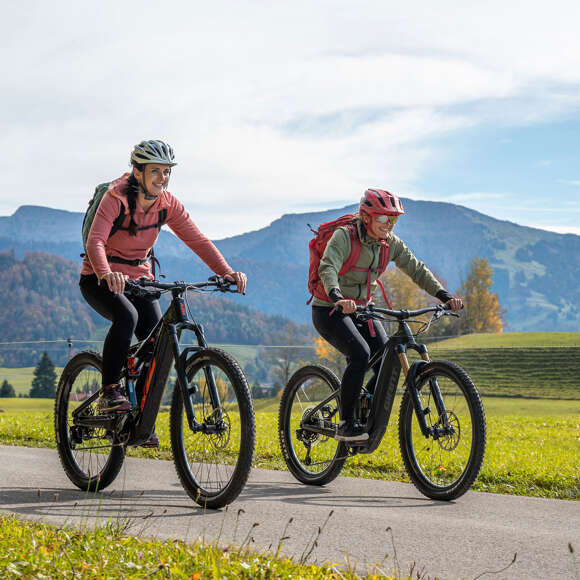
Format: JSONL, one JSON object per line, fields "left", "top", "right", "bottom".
{"left": 312, "top": 219, "right": 444, "bottom": 307}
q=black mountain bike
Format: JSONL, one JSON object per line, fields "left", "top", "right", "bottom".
{"left": 55, "top": 276, "right": 255, "bottom": 509}
{"left": 279, "top": 304, "right": 486, "bottom": 500}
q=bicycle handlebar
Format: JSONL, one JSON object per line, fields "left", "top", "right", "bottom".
{"left": 124, "top": 275, "right": 237, "bottom": 296}
{"left": 355, "top": 302, "right": 453, "bottom": 320}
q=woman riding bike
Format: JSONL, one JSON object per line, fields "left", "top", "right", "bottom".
{"left": 80, "top": 139, "right": 247, "bottom": 446}
{"left": 312, "top": 188, "right": 462, "bottom": 441}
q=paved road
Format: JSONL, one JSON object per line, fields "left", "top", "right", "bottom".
{"left": 0, "top": 446, "right": 578, "bottom": 579}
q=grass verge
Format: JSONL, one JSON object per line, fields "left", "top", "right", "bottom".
{"left": 0, "top": 514, "right": 403, "bottom": 579}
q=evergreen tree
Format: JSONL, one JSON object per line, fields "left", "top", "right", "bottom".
{"left": 29, "top": 352, "right": 57, "bottom": 398}
{"left": 0, "top": 379, "right": 16, "bottom": 398}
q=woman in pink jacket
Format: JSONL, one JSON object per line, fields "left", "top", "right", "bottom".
{"left": 80, "top": 140, "right": 246, "bottom": 440}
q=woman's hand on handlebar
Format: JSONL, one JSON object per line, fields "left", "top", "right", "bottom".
{"left": 335, "top": 298, "right": 357, "bottom": 314}
{"left": 224, "top": 271, "right": 247, "bottom": 294}
{"left": 444, "top": 296, "right": 463, "bottom": 312}
{"left": 102, "top": 271, "right": 129, "bottom": 294}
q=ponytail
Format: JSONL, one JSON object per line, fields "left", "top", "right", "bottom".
{"left": 124, "top": 165, "right": 143, "bottom": 237}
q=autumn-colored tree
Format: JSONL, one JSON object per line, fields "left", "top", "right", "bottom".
{"left": 313, "top": 335, "right": 344, "bottom": 377}
{"left": 376, "top": 266, "right": 431, "bottom": 311}
{"left": 459, "top": 258, "right": 504, "bottom": 333}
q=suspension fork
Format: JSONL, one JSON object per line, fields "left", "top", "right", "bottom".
{"left": 171, "top": 318, "right": 224, "bottom": 433}
{"left": 397, "top": 336, "right": 449, "bottom": 438}
{"left": 171, "top": 319, "right": 205, "bottom": 432}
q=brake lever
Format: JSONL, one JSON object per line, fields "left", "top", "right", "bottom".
{"left": 208, "top": 274, "right": 237, "bottom": 293}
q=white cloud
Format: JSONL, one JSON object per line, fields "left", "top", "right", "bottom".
{"left": 440, "top": 193, "right": 507, "bottom": 203}
{"left": 1, "top": 1, "right": 580, "bottom": 237}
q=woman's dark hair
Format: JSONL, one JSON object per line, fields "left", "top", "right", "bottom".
{"left": 124, "top": 162, "right": 145, "bottom": 236}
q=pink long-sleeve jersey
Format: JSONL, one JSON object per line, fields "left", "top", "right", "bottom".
{"left": 81, "top": 173, "right": 233, "bottom": 281}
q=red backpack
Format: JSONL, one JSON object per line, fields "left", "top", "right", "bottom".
{"left": 307, "top": 214, "right": 392, "bottom": 307}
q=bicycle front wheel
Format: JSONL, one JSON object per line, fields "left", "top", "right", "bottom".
{"left": 54, "top": 351, "right": 125, "bottom": 492}
{"left": 170, "top": 348, "right": 255, "bottom": 509}
{"left": 398, "top": 360, "right": 486, "bottom": 500}
{"left": 278, "top": 365, "right": 348, "bottom": 485}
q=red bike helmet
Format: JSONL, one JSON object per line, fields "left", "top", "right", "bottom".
{"left": 359, "top": 188, "right": 404, "bottom": 216}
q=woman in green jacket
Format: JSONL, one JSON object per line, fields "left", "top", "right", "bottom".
{"left": 312, "top": 189, "right": 462, "bottom": 441}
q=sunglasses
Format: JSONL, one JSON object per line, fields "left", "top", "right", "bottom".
{"left": 374, "top": 214, "right": 399, "bottom": 225}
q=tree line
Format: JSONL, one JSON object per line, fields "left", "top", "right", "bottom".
{"left": 0, "top": 250, "right": 312, "bottom": 366}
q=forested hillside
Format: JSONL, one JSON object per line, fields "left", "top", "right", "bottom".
{"left": 1, "top": 203, "right": 578, "bottom": 330}
{"left": 0, "top": 251, "right": 311, "bottom": 366}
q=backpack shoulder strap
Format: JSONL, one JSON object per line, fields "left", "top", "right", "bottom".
{"left": 157, "top": 208, "right": 167, "bottom": 229}
{"left": 338, "top": 223, "right": 361, "bottom": 275}
{"left": 378, "top": 242, "right": 390, "bottom": 273}
{"left": 109, "top": 203, "right": 126, "bottom": 238}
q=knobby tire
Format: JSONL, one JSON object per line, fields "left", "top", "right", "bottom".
{"left": 54, "top": 351, "right": 125, "bottom": 492}
{"left": 398, "top": 360, "right": 486, "bottom": 500}
{"left": 170, "top": 348, "right": 255, "bottom": 509}
{"left": 278, "top": 364, "right": 348, "bottom": 486}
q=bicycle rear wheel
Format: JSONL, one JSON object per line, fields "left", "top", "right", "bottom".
{"left": 54, "top": 351, "right": 125, "bottom": 491}
{"left": 170, "top": 348, "right": 255, "bottom": 509}
{"left": 278, "top": 365, "right": 348, "bottom": 485}
{"left": 398, "top": 360, "right": 486, "bottom": 500}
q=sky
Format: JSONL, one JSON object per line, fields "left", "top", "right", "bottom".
{"left": 1, "top": 0, "right": 579, "bottom": 239}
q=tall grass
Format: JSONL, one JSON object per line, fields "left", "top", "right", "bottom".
{"left": 0, "top": 514, "right": 398, "bottom": 579}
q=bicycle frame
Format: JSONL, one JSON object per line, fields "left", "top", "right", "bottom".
{"left": 300, "top": 305, "right": 452, "bottom": 454}
{"left": 72, "top": 282, "right": 227, "bottom": 447}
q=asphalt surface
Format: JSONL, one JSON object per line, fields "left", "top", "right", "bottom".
{"left": 0, "top": 445, "right": 578, "bottom": 579}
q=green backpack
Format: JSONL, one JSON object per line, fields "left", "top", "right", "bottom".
{"left": 81, "top": 183, "right": 124, "bottom": 251}
{"left": 81, "top": 183, "right": 167, "bottom": 269}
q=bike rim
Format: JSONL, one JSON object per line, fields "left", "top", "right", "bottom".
{"left": 178, "top": 362, "right": 243, "bottom": 496}
{"left": 64, "top": 363, "right": 116, "bottom": 482}
{"left": 408, "top": 371, "right": 475, "bottom": 489}
{"left": 287, "top": 374, "right": 342, "bottom": 476}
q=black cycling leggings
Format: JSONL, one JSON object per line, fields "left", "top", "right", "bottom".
{"left": 312, "top": 305, "right": 388, "bottom": 423}
{"left": 80, "top": 274, "right": 162, "bottom": 386}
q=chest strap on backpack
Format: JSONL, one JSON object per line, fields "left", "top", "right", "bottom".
{"left": 106, "top": 249, "right": 162, "bottom": 279}
{"left": 106, "top": 255, "right": 150, "bottom": 267}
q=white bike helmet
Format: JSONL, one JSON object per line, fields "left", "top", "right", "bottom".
{"left": 130, "top": 140, "right": 177, "bottom": 166}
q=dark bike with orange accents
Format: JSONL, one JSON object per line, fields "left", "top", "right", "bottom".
{"left": 54, "top": 276, "right": 255, "bottom": 509}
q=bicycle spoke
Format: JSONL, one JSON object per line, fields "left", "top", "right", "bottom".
{"left": 399, "top": 361, "right": 486, "bottom": 500}
{"left": 55, "top": 352, "right": 125, "bottom": 492}
{"left": 278, "top": 365, "right": 347, "bottom": 485}
{"left": 171, "top": 348, "right": 254, "bottom": 508}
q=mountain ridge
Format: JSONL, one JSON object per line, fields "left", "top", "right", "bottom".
{"left": 0, "top": 201, "right": 578, "bottom": 331}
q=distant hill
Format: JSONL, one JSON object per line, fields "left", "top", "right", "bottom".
{"left": 0, "top": 202, "right": 578, "bottom": 331}
{"left": 0, "top": 249, "right": 310, "bottom": 366}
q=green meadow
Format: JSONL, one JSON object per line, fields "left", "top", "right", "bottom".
{"left": 1, "top": 332, "right": 578, "bottom": 502}
{"left": 431, "top": 331, "right": 580, "bottom": 348}
{"left": 0, "top": 395, "right": 578, "bottom": 500}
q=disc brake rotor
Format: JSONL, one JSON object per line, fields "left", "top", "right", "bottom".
{"left": 436, "top": 410, "right": 460, "bottom": 451}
